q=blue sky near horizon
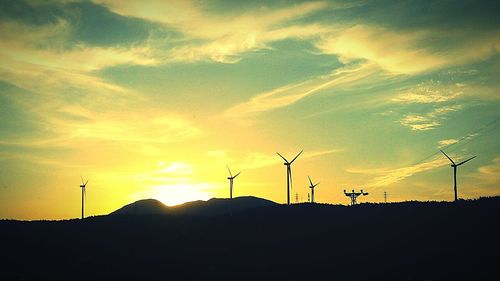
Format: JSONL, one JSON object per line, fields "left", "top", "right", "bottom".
{"left": 0, "top": 0, "right": 499, "bottom": 219}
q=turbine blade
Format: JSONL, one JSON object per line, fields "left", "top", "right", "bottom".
{"left": 457, "top": 155, "right": 477, "bottom": 166}
{"left": 234, "top": 172, "right": 241, "bottom": 178}
{"left": 226, "top": 165, "right": 233, "bottom": 177}
{"left": 85, "top": 180, "right": 89, "bottom": 186}
{"left": 276, "top": 152, "right": 289, "bottom": 163}
{"left": 440, "top": 150, "right": 455, "bottom": 165}
{"left": 308, "top": 176, "right": 313, "bottom": 186}
{"left": 81, "top": 176, "right": 84, "bottom": 185}
{"left": 290, "top": 150, "right": 303, "bottom": 164}
{"left": 314, "top": 182, "right": 320, "bottom": 188}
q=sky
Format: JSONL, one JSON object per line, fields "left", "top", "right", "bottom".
{"left": 0, "top": 0, "right": 499, "bottom": 220}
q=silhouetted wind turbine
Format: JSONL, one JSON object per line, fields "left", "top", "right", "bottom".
{"left": 79, "top": 176, "right": 88, "bottom": 219}
{"left": 308, "top": 176, "right": 319, "bottom": 203}
{"left": 440, "top": 150, "right": 476, "bottom": 202}
{"left": 277, "top": 150, "right": 303, "bottom": 205}
{"left": 227, "top": 166, "right": 240, "bottom": 199}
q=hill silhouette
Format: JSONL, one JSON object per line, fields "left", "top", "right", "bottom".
{"left": 111, "top": 198, "right": 168, "bottom": 215}
{"left": 1, "top": 197, "right": 499, "bottom": 280}
{"left": 110, "top": 196, "right": 277, "bottom": 216}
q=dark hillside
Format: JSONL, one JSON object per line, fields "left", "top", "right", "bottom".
{"left": 1, "top": 197, "right": 499, "bottom": 280}
{"left": 111, "top": 199, "right": 168, "bottom": 215}
{"left": 110, "top": 196, "right": 277, "bottom": 216}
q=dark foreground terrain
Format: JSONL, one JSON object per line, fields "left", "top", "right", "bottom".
{"left": 1, "top": 197, "right": 499, "bottom": 281}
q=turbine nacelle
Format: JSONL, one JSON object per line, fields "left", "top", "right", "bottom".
{"left": 80, "top": 176, "right": 88, "bottom": 188}
{"left": 308, "top": 176, "right": 319, "bottom": 189}
{"left": 277, "top": 150, "right": 303, "bottom": 166}
{"left": 441, "top": 150, "right": 477, "bottom": 168}
{"left": 226, "top": 165, "right": 240, "bottom": 199}
{"left": 226, "top": 166, "right": 241, "bottom": 179}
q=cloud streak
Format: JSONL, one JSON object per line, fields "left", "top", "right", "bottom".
{"left": 239, "top": 149, "right": 342, "bottom": 171}
{"left": 348, "top": 157, "right": 449, "bottom": 188}
{"left": 316, "top": 24, "right": 500, "bottom": 74}
{"left": 438, "top": 139, "right": 459, "bottom": 147}
{"left": 96, "top": 0, "right": 330, "bottom": 63}
{"left": 392, "top": 81, "right": 464, "bottom": 104}
{"left": 474, "top": 156, "right": 500, "bottom": 185}
{"left": 398, "top": 105, "right": 463, "bottom": 131}
{"left": 224, "top": 63, "right": 378, "bottom": 118}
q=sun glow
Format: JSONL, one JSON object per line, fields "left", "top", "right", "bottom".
{"left": 1, "top": 0, "right": 498, "bottom": 220}
{"left": 135, "top": 184, "right": 214, "bottom": 206}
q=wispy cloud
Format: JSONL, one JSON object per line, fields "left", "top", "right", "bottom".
{"left": 438, "top": 139, "right": 459, "bottom": 147}
{"left": 0, "top": 19, "right": 158, "bottom": 72}
{"left": 392, "top": 81, "right": 463, "bottom": 104}
{"left": 156, "top": 162, "right": 194, "bottom": 175}
{"left": 224, "top": 63, "right": 378, "bottom": 118}
{"left": 96, "top": 0, "right": 330, "bottom": 63}
{"left": 238, "top": 148, "right": 342, "bottom": 171}
{"left": 304, "top": 149, "right": 344, "bottom": 159}
{"left": 398, "top": 105, "right": 463, "bottom": 131}
{"left": 472, "top": 156, "right": 500, "bottom": 185}
{"left": 316, "top": 24, "right": 500, "bottom": 74}
{"left": 0, "top": 20, "right": 145, "bottom": 112}
{"left": 0, "top": 19, "right": 204, "bottom": 148}
{"left": 0, "top": 107, "right": 204, "bottom": 149}
{"left": 348, "top": 157, "right": 449, "bottom": 188}
{"left": 126, "top": 162, "right": 196, "bottom": 185}
{"left": 316, "top": 25, "right": 445, "bottom": 74}
{"left": 399, "top": 115, "right": 440, "bottom": 131}
{"left": 65, "top": 113, "right": 203, "bottom": 144}
{"left": 0, "top": 150, "right": 81, "bottom": 168}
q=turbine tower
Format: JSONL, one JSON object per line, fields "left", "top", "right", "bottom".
{"left": 277, "top": 150, "right": 303, "bottom": 205}
{"left": 344, "top": 189, "right": 368, "bottom": 206}
{"left": 308, "top": 176, "right": 319, "bottom": 203}
{"left": 79, "top": 176, "right": 88, "bottom": 219}
{"left": 226, "top": 166, "right": 240, "bottom": 199}
{"left": 440, "top": 150, "right": 476, "bottom": 202}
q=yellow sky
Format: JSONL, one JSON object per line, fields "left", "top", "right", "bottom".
{"left": 0, "top": 0, "right": 499, "bottom": 220}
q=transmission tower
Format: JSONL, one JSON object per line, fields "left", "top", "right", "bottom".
{"left": 344, "top": 189, "right": 368, "bottom": 205}
{"left": 384, "top": 191, "right": 387, "bottom": 203}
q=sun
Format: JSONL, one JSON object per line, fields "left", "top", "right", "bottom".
{"left": 148, "top": 184, "right": 214, "bottom": 206}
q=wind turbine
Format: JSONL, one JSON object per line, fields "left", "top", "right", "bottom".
{"left": 227, "top": 166, "right": 240, "bottom": 199}
{"left": 440, "top": 150, "right": 476, "bottom": 202}
{"left": 79, "top": 176, "right": 88, "bottom": 219}
{"left": 277, "top": 150, "right": 303, "bottom": 205}
{"left": 308, "top": 176, "right": 319, "bottom": 203}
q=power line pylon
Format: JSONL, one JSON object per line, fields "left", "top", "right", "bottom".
{"left": 344, "top": 189, "right": 368, "bottom": 206}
